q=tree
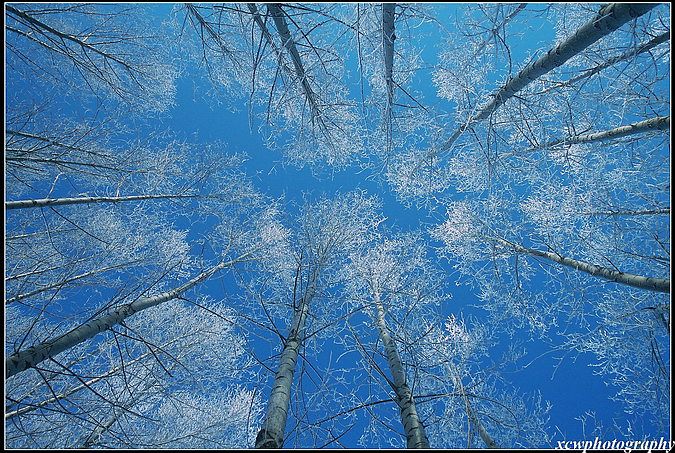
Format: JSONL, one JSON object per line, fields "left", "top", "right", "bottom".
{"left": 254, "top": 191, "right": 382, "bottom": 448}
{"left": 391, "top": 3, "right": 665, "bottom": 199}
{"left": 410, "top": 315, "right": 552, "bottom": 449}
{"left": 176, "top": 3, "right": 364, "bottom": 169}
{"left": 6, "top": 299, "right": 263, "bottom": 448}
{"left": 4, "top": 2, "right": 671, "bottom": 448}
{"left": 344, "top": 233, "right": 437, "bottom": 448}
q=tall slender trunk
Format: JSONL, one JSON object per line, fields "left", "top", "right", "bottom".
{"left": 537, "top": 30, "right": 670, "bottom": 94}
{"left": 582, "top": 207, "right": 670, "bottom": 217}
{"left": 382, "top": 3, "right": 396, "bottom": 152}
{"left": 495, "top": 238, "right": 670, "bottom": 293}
{"left": 266, "top": 3, "right": 318, "bottom": 116}
{"left": 533, "top": 115, "right": 669, "bottom": 151}
{"left": 6, "top": 194, "right": 205, "bottom": 210}
{"left": 440, "top": 3, "right": 657, "bottom": 153}
{"left": 451, "top": 371, "right": 498, "bottom": 448}
{"left": 382, "top": 3, "right": 396, "bottom": 107}
{"left": 373, "top": 292, "right": 430, "bottom": 448}
{"left": 5, "top": 331, "right": 195, "bottom": 420}
{"left": 255, "top": 283, "right": 315, "bottom": 448}
{"left": 6, "top": 253, "right": 250, "bottom": 378}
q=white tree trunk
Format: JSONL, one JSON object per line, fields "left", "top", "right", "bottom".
{"left": 255, "top": 284, "right": 315, "bottom": 448}
{"left": 374, "top": 292, "right": 430, "bottom": 448}
{"left": 535, "top": 116, "right": 669, "bottom": 150}
{"left": 6, "top": 254, "right": 250, "bottom": 378}
{"left": 539, "top": 30, "right": 670, "bottom": 94}
{"left": 495, "top": 238, "right": 670, "bottom": 293}
{"left": 5, "top": 194, "right": 203, "bottom": 210}
{"left": 440, "top": 3, "right": 658, "bottom": 152}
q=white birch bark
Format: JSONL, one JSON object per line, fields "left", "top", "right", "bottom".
{"left": 503, "top": 115, "right": 670, "bottom": 158}
{"left": 535, "top": 116, "right": 669, "bottom": 150}
{"left": 582, "top": 207, "right": 670, "bottom": 217}
{"left": 5, "top": 194, "right": 204, "bottom": 210}
{"left": 255, "top": 283, "right": 315, "bottom": 448}
{"left": 495, "top": 238, "right": 670, "bottom": 293}
{"left": 373, "top": 291, "right": 430, "bottom": 449}
{"left": 537, "top": 30, "right": 670, "bottom": 94}
{"left": 450, "top": 369, "right": 498, "bottom": 448}
{"left": 6, "top": 253, "right": 250, "bottom": 378}
{"left": 440, "top": 3, "right": 658, "bottom": 153}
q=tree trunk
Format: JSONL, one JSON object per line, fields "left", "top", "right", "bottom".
{"left": 373, "top": 292, "right": 430, "bottom": 448}
{"left": 6, "top": 194, "right": 204, "bottom": 210}
{"left": 266, "top": 3, "right": 318, "bottom": 116}
{"left": 535, "top": 115, "right": 669, "bottom": 150}
{"left": 495, "top": 238, "right": 670, "bottom": 293}
{"left": 538, "top": 30, "right": 670, "bottom": 94}
{"left": 382, "top": 3, "right": 396, "bottom": 152}
{"left": 6, "top": 254, "right": 250, "bottom": 378}
{"left": 255, "top": 284, "right": 314, "bottom": 448}
{"left": 440, "top": 3, "right": 658, "bottom": 152}
{"left": 382, "top": 3, "right": 396, "bottom": 107}
{"left": 582, "top": 207, "right": 670, "bottom": 217}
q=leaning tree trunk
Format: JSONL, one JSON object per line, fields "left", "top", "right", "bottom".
{"left": 266, "top": 3, "right": 319, "bottom": 117}
{"left": 540, "top": 30, "right": 670, "bottom": 94}
{"left": 452, "top": 371, "right": 498, "bottom": 449}
{"left": 495, "top": 238, "right": 670, "bottom": 293}
{"left": 255, "top": 283, "right": 316, "bottom": 449}
{"left": 5, "top": 194, "right": 205, "bottom": 210}
{"left": 440, "top": 3, "right": 658, "bottom": 153}
{"left": 530, "top": 115, "right": 670, "bottom": 151}
{"left": 373, "top": 292, "right": 430, "bottom": 448}
{"left": 6, "top": 253, "right": 251, "bottom": 378}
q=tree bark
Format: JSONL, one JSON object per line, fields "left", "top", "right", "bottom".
{"left": 440, "top": 3, "right": 658, "bottom": 153}
{"left": 6, "top": 194, "right": 204, "bottom": 210}
{"left": 373, "top": 292, "right": 430, "bottom": 448}
{"left": 496, "top": 238, "right": 670, "bottom": 293}
{"left": 538, "top": 30, "right": 670, "bottom": 94}
{"left": 382, "top": 3, "right": 396, "bottom": 151}
{"left": 6, "top": 254, "right": 250, "bottom": 378}
{"left": 535, "top": 116, "right": 669, "bottom": 150}
{"left": 266, "top": 3, "right": 318, "bottom": 117}
{"left": 382, "top": 3, "right": 396, "bottom": 108}
{"left": 255, "top": 283, "right": 315, "bottom": 449}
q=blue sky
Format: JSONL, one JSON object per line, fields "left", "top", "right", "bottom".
{"left": 5, "top": 2, "right": 670, "bottom": 448}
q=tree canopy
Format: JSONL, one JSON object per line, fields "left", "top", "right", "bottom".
{"left": 4, "top": 2, "right": 670, "bottom": 449}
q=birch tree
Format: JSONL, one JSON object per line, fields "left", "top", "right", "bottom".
{"left": 391, "top": 3, "right": 664, "bottom": 199}
{"left": 350, "top": 3, "right": 432, "bottom": 165}
{"left": 254, "top": 191, "right": 382, "bottom": 448}
{"left": 344, "top": 233, "right": 439, "bottom": 448}
{"left": 6, "top": 299, "right": 262, "bottom": 448}
{"left": 415, "top": 316, "right": 552, "bottom": 448}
